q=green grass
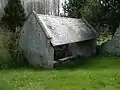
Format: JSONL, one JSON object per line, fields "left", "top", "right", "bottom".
{"left": 0, "top": 30, "right": 119, "bottom": 90}
{"left": 0, "top": 56, "right": 120, "bottom": 90}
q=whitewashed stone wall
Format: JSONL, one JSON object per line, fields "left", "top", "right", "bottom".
{"left": 69, "top": 39, "right": 96, "bottom": 57}
{"left": 20, "top": 13, "right": 54, "bottom": 68}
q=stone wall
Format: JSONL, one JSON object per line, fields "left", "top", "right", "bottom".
{"left": 20, "top": 13, "right": 54, "bottom": 68}
{"left": 101, "top": 26, "right": 120, "bottom": 56}
{"left": 69, "top": 39, "right": 96, "bottom": 57}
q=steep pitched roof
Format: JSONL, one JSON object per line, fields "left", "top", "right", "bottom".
{"left": 33, "top": 12, "right": 98, "bottom": 46}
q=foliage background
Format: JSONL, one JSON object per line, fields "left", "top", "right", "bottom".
{"left": 63, "top": 0, "right": 120, "bottom": 37}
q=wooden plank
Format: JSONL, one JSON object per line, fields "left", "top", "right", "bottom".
{"left": 58, "top": 56, "right": 75, "bottom": 62}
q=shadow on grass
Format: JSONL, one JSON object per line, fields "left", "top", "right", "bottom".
{"left": 0, "top": 56, "right": 87, "bottom": 70}
{"left": 0, "top": 56, "right": 93, "bottom": 71}
{"left": 1, "top": 55, "right": 120, "bottom": 71}
{"left": 54, "top": 56, "right": 89, "bottom": 70}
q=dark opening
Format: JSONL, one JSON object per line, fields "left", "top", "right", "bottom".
{"left": 54, "top": 44, "right": 72, "bottom": 61}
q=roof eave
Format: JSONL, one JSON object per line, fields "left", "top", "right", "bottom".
{"left": 82, "top": 17, "right": 99, "bottom": 38}
{"left": 52, "top": 37, "right": 97, "bottom": 47}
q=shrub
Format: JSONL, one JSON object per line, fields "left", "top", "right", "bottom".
{"left": 1, "top": 0, "right": 26, "bottom": 32}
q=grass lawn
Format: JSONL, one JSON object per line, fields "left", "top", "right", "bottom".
{"left": 0, "top": 29, "right": 119, "bottom": 90}
{"left": 0, "top": 56, "right": 120, "bottom": 90}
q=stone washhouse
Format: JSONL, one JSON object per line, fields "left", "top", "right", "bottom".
{"left": 19, "top": 11, "right": 98, "bottom": 68}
